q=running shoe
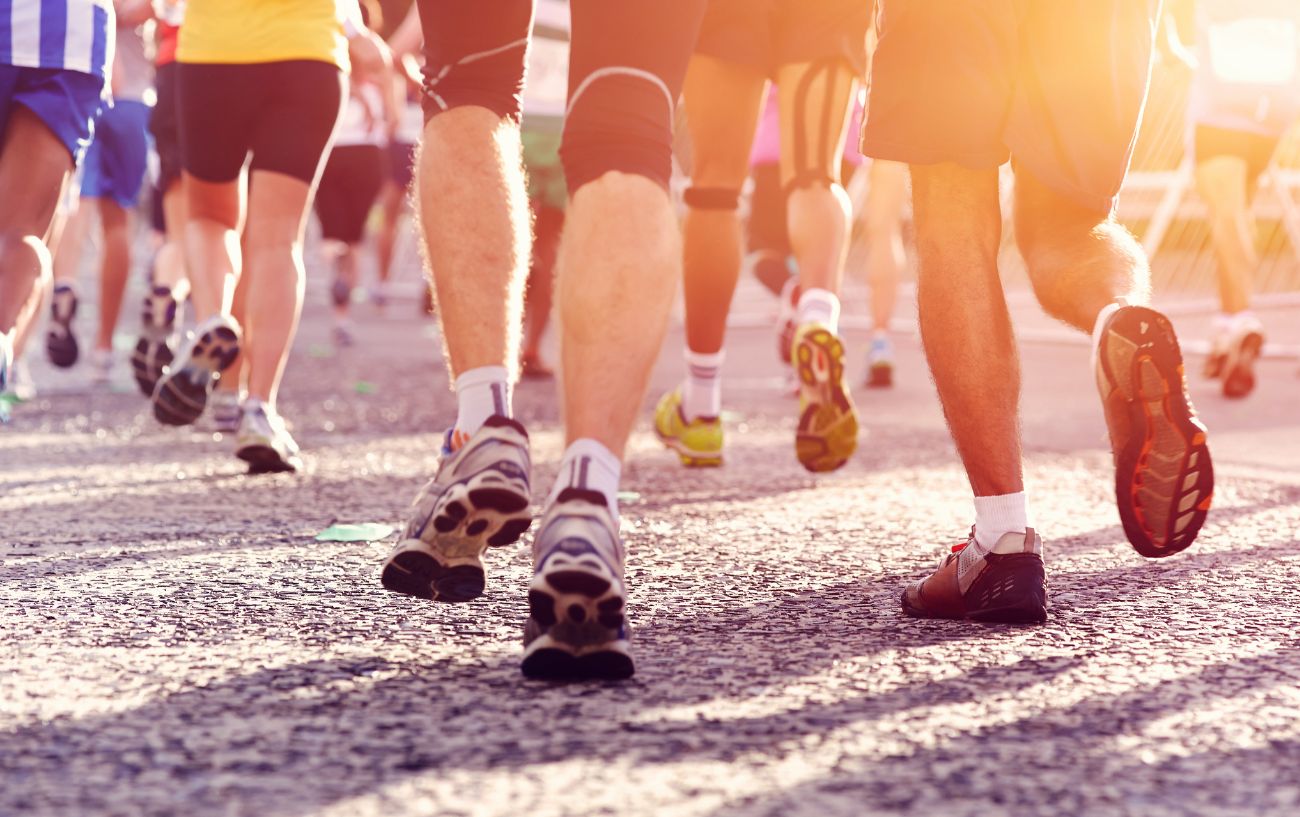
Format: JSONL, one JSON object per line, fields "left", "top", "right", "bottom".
{"left": 1095, "top": 303, "right": 1213, "bottom": 558}
{"left": 209, "top": 389, "right": 243, "bottom": 434}
{"left": 45, "top": 284, "right": 79, "bottom": 368}
{"left": 653, "top": 387, "right": 723, "bottom": 467}
{"left": 152, "top": 315, "right": 241, "bottom": 427}
{"left": 1220, "top": 313, "right": 1265, "bottom": 399}
{"left": 865, "top": 335, "right": 894, "bottom": 389}
{"left": 235, "top": 402, "right": 302, "bottom": 474}
{"left": 381, "top": 416, "right": 533, "bottom": 603}
{"left": 522, "top": 488, "right": 632, "bottom": 681}
{"left": 332, "top": 321, "right": 355, "bottom": 349}
{"left": 520, "top": 353, "right": 553, "bottom": 380}
{"left": 132, "top": 284, "right": 181, "bottom": 397}
{"left": 0, "top": 330, "right": 13, "bottom": 416}
{"left": 89, "top": 348, "right": 113, "bottom": 387}
{"left": 792, "top": 323, "right": 859, "bottom": 472}
{"left": 902, "top": 528, "right": 1047, "bottom": 623}
{"left": 776, "top": 278, "right": 799, "bottom": 366}
{"left": 331, "top": 276, "right": 352, "bottom": 308}
{"left": 4, "top": 357, "right": 34, "bottom": 402}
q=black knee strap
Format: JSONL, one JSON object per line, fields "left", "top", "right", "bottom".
{"left": 683, "top": 186, "right": 741, "bottom": 210}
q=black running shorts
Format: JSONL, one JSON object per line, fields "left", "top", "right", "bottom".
{"left": 148, "top": 62, "right": 183, "bottom": 193}
{"left": 315, "top": 144, "right": 388, "bottom": 244}
{"left": 695, "top": 0, "right": 871, "bottom": 77}
{"left": 862, "top": 0, "right": 1161, "bottom": 215}
{"left": 1194, "top": 124, "right": 1281, "bottom": 185}
{"left": 416, "top": 0, "right": 706, "bottom": 194}
{"left": 177, "top": 60, "right": 345, "bottom": 185}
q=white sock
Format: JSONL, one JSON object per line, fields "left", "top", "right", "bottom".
{"left": 681, "top": 349, "right": 724, "bottom": 420}
{"left": 1214, "top": 312, "right": 1235, "bottom": 334}
{"left": 797, "top": 288, "right": 841, "bottom": 333}
{"left": 454, "top": 365, "right": 511, "bottom": 441}
{"left": 1090, "top": 301, "right": 1123, "bottom": 358}
{"left": 548, "top": 438, "right": 622, "bottom": 526}
{"left": 973, "top": 492, "right": 1029, "bottom": 551}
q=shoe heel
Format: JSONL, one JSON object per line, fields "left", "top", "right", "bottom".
{"left": 967, "top": 554, "right": 1047, "bottom": 624}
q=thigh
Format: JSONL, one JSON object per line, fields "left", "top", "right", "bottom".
{"left": 682, "top": 55, "right": 768, "bottom": 187}
{"left": 245, "top": 169, "right": 313, "bottom": 249}
{"left": 0, "top": 104, "right": 75, "bottom": 235}
{"left": 861, "top": 0, "right": 1016, "bottom": 169}
{"left": 693, "top": 0, "right": 772, "bottom": 74}
{"left": 1195, "top": 124, "right": 1280, "bottom": 196}
{"left": 560, "top": 0, "right": 708, "bottom": 192}
{"left": 416, "top": 0, "right": 535, "bottom": 120}
{"left": 1007, "top": 0, "right": 1161, "bottom": 214}
{"left": 12, "top": 67, "right": 105, "bottom": 164}
{"left": 865, "top": 158, "right": 909, "bottom": 230}
{"left": 250, "top": 61, "right": 345, "bottom": 186}
{"left": 177, "top": 63, "right": 257, "bottom": 183}
{"left": 776, "top": 61, "right": 858, "bottom": 187}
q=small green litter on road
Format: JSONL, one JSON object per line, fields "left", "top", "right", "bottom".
{"left": 354, "top": 381, "right": 376, "bottom": 395}
{"left": 617, "top": 491, "right": 642, "bottom": 503}
{"left": 315, "top": 523, "right": 396, "bottom": 543}
{"left": 309, "top": 344, "right": 335, "bottom": 359}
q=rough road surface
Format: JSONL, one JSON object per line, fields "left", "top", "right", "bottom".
{"left": 3, "top": 293, "right": 1300, "bottom": 817}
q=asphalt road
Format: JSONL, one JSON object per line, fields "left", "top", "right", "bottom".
{"left": 3, "top": 289, "right": 1299, "bottom": 817}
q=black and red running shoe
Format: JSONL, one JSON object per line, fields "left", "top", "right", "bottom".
{"left": 1095, "top": 304, "right": 1213, "bottom": 558}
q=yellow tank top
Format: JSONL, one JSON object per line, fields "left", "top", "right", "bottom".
{"left": 178, "top": 0, "right": 350, "bottom": 71}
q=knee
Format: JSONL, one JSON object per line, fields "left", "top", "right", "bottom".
{"left": 0, "top": 232, "right": 53, "bottom": 278}
{"left": 561, "top": 70, "right": 676, "bottom": 195}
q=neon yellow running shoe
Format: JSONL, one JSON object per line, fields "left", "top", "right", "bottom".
{"left": 653, "top": 388, "right": 723, "bottom": 467}
{"left": 792, "top": 323, "right": 859, "bottom": 472}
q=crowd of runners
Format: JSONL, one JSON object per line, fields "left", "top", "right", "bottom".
{"left": 0, "top": 0, "right": 1296, "bottom": 680}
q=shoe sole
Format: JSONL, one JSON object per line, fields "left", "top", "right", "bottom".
{"left": 866, "top": 362, "right": 893, "bottom": 389}
{"left": 794, "top": 328, "right": 859, "bottom": 472}
{"left": 46, "top": 292, "right": 79, "bottom": 369}
{"left": 133, "top": 288, "right": 179, "bottom": 397}
{"left": 522, "top": 566, "right": 633, "bottom": 681}
{"left": 132, "top": 338, "right": 174, "bottom": 398}
{"left": 654, "top": 425, "right": 723, "bottom": 468}
{"left": 1222, "top": 331, "right": 1263, "bottom": 399}
{"left": 901, "top": 553, "right": 1047, "bottom": 624}
{"left": 152, "top": 326, "right": 240, "bottom": 427}
{"left": 236, "top": 443, "right": 300, "bottom": 474}
{"left": 1099, "top": 307, "right": 1213, "bottom": 558}
{"left": 380, "top": 477, "right": 532, "bottom": 603}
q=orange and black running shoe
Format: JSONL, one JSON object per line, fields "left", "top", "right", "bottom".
{"left": 1095, "top": 304, "right": 1213, "bottom": 558}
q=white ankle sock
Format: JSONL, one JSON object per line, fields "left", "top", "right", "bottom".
{"left": 454, "top": 366, "right": 511, "bottom": 442}
{"left": 797, "top": 288, "right": 841, "bottom": 333}
{"left": 548, "top": 438, "right": 622, "bottom": 526}
{"left": 682, "top": 349, "right": 724, "bottom": 420}
{"left": 1090, "top": 301, "right": 1123, "bottom": 357}
{"left": 973, "top": 492, "right": 1029, "bottom": 551}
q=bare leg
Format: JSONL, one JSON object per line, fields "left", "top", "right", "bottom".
{"left": 416, "top": 107, "right": 528, "bottom": 377}
{"left": 865, "top": 159, "right": 908, "bottom": 331}
{"left": 0, "top": 108, "right": 72, "bottom": 335}
{"left": 1195, "top": 156, "right": 1255, "bottom": 315}
{"left": 1014, "top": 166, "right": 1149, "bottom": 331}
{"left": 95, "top": 200, "right": 131, "bottom": 351}
{"left": 183, "top": 173, "right": 245, "bottom": 321}
{"left": 375, "top": 180, "right": 404, "bottom": 287}
{"left": 680, "top": 55, "right": 767, "bottom": 355}
{"left": 522, "top": 203, "right": 561, "bottom": 365}
{"left": 241, "top": 170, "right": 311, "bottom": 405}
{"left": 51, "top": 201, "right": 89, "bottom": 288}
{"left": 216, "top": 243, "right": 250, "bottom": 396}
{"left": 332, "top": 244, "right": 359, "bottom": 324}
{"left": 559, "top": 172, "right": 681, "bottom": 455}
{"left": 912, "top": 162, "right": 1021, "bottom": 496}
{"left": 154, "top": 183, "right": 191, "bottom": 298}
{"left": 777, "top": 64, "right": 856, "bottom": 296}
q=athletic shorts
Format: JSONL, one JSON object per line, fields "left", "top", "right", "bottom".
{"left": 695, "top": 0, "right": 870, "bottom": 77}
{"left": 81, "top": 98, "right": 151, "bottom": 208}
{"left": 388, "top": 140, "right": 416, "bottom": 190}
{"left": 0, "top": 64, "right": 105, "bottom": 163}
{"left": 149, "top": 62, "right": 183, "bottom": 193}
{"left": 315, "top": 144, "right": 387, "bottom": 244}
{"left": 417, "top": 0, "right": 706, "bottom": 194}
{"left": 177, "top": 60, "right": 345, "bottom": 184}
{"left": 1194, "top": 124, "right": 1281, "bottom": 185}
{"left": 863, "top": 0, "right": 1161, "bottom": 215}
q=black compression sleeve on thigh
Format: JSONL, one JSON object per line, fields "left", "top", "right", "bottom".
{"left": 417, "top": 0, "right": 535, "bottom": 122}
{"left": 559, "top": 0, "right": 707, "bottom": 193}
{"left": 683, "top": 186, "right": 741, "bottom": 210}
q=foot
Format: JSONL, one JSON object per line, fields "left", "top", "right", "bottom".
{"left": 132, "top": 285, "right": 181, "bottom": 398}
{"left": 522, "top": 488, "right": 633, "bottom": 681}
{"left": 1220, "top": 314, "right": 1264, "bottom": 399}
{"left": 1095, "top": 304, "right": 1213, "bottom": 558}
{"left": 792, "top": 323, "right": 859, "bottom": 472}
{"left": 653, "top": 387, "right": 723, "bottom": 467}
{"left": 902, "top": 528, "right": 1047, "bottom": 623}
{"left": 519, "top": 353, "right": 553, "bottom": 380}
{"left": 381, "top": 416, "right": 533, "bottom": 603}
{"left": 0, "top": 332, "right": 12, "bottom": 421}
{"left": 331, "top": 277, "right": 352, "bottom": 308}
{"left": 235, "top": 402, "right": 302, "bottom": 474}
{"left": 45, "top": 284, "right": 79, "bottom": 368}
{"left": 89, "top": 348, "right": 113, "bottom": 387}
{"left": 152, "top": 315, "right": 242, "bottom": 427}
{"left": 2, "top": 356, "right": 33, "bottom": 403}
{"left": 865, "top": 335, "right": 894, "bottom": 389}
{"left": 332, "top": 322, "right": 355, "bottom": 349}
{"left": 209, "top": 389, "right": 243, "bottom": 434}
